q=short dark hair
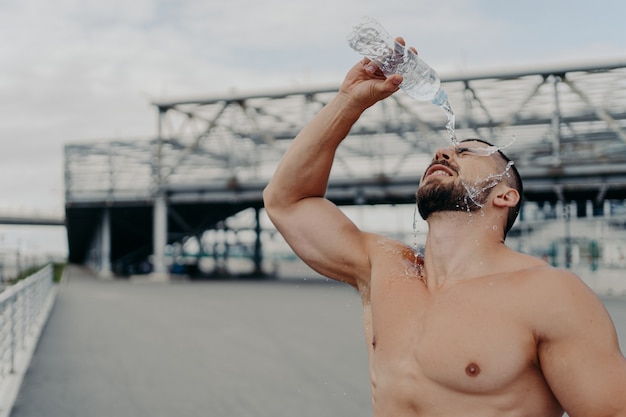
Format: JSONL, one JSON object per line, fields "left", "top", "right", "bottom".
{"left": 461, "top": 139, "right": 523, "bottom": 237}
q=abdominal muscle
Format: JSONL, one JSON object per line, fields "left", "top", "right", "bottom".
{"left": 361, "top": 259, "right": 563, "bottom": 416}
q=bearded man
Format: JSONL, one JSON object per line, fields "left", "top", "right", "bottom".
{"left": 263, "top": 43, "right": 626, "bottom": 417}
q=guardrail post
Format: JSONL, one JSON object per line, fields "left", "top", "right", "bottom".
{"left": 9, "top": 295, "right": 16, "bottom": 374}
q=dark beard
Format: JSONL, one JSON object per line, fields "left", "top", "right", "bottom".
{"left": 416, "top": 179, "right": 489, "bottom": 221}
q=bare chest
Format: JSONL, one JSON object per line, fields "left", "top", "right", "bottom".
{"left": 367, "top": 273, "right": 538, "bottom": 395}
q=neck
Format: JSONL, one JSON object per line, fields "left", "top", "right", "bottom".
{"left": 421, "top": 210, "right": 507, "bottom": 289}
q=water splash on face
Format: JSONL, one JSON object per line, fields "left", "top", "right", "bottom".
{"left": 458, "top": 136, "right": 516, "bottom": 157}
{"left": 460, "top": 160, "right": 516, "bottom": 209}
{"left": 451, "top": 136, "right": 517, "bottom": 210}
{"left": 411, "top": 137, "right": 518, "bottom": 270}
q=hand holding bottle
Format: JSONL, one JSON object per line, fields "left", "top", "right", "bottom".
{"left": 336, "top": 56, "right": 404, "bottom": 114}
{"left": 347, "top": 16, "right": 457, "bottom": 142}
{"left": 347, "top": 16, "right": 449, "bottom": 106}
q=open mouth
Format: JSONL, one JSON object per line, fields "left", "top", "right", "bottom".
{"left": 424, "top": 164, "right": 456, "bottom": 179}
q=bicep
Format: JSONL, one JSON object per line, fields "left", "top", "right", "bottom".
{"left": 537, "top": 274, "right": 626, "bottom": 416}
{"left": 266, "top": 196, "right": 371, "bottom": 287}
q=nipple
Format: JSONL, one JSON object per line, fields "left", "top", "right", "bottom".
{"left": 465, "top": 362, "right": 481, "bottom": 377}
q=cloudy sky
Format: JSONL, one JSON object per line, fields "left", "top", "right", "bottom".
{"left": 1, "top": 0, "right": 626, "bottom": 256}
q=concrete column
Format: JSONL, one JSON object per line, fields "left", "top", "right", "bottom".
{"left": 99, "top": 208, "right": 112, "bottom": 278}
{"left": 151, "top": 192, "right": 169, "bottom": 280}
{"left": 586, "top": 200, "right": 594, "bottom": 218}
{"left": 604, "top": 200, "right": 611, "bottom": 218}
{"left": 555, "top": 200, "right": 563, "bottom": 218}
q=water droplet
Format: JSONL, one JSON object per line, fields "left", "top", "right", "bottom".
{"left": 412, "top": 204, "right": 420, "bottom": 252}
{"left": 458, "top": 159, "right": 517, "bottom": 221}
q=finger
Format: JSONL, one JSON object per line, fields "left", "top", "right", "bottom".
{"left": 363, "top": 60, "right": 388, "bottom": 79}
{"left": 375, "top": 75, "right": 402, "bottom": 99}
{"left": 376, "top": 74, "right": 402, "bottom": 95}
{"left": 394, "top": 36, "right": 417, "bottom": 55}
{"left": 388, "top": 73, "right": 403, "bottom": 87}
{"left": 364, "top": 60, "right": 379, "bottom": 76}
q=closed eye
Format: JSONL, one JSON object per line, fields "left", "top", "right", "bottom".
{"left": 456, "top": 146, "right": 487, "bottom": 157}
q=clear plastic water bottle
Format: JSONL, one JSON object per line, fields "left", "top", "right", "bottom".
{"left": 347, "top": 16, "right": 456, "bottom": 141}
{"left": 347, "top": 16, "right": 448, "bottom": 105}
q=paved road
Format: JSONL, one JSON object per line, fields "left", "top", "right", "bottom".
{"left": 9, "top": 266, "right": 626, "bottom": 417}
{"left": 10, "top": 267, "right": 371, "bottom": 417}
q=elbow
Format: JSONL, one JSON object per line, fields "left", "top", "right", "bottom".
{"left": 263, "top": 180, "right": 305, "bottom": 223}
{"left": 263, "top": 182, "right": 297, "bottom": 226}
{"left": 262, "top": 184, "right": 279, "bottom": 219}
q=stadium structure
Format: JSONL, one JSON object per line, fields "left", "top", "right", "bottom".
{"left": 64, "top": 60, "right": 626, "bottom": 278}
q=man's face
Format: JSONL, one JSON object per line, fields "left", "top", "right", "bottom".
{"left": 416, "top": 141, "right": 503, "bottom": 221}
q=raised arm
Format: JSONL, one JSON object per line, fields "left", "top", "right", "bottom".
{"left": 535, "top": 270, "right": 626, "bottom": 416}
{"left": 263, "top": 58, "right": 402, "bottom": 288}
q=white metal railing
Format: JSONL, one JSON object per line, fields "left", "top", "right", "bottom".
{"left": 0, "top": 265, "right": 55, "bottom": 386}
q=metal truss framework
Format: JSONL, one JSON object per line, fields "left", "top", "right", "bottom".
{"left": 66, "top": 60, "right": 626, "bottom": 206}
{"left": 64, "top": 60, "right": 626, "bottom": 274}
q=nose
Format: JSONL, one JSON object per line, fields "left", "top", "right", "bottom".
{"left": 434, "top": 146, "right": 454, "bottom": 161}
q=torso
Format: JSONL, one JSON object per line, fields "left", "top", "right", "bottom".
{"left": 360, "top": 236, "right": 564, "bottom": 417}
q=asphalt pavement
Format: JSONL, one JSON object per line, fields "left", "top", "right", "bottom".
{"left": 8, "top": 266, "right": 626, "bottom": 417}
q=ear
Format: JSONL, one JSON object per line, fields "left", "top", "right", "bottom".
{"left": 493, "top": 187, "right": 519, "bottom": 209}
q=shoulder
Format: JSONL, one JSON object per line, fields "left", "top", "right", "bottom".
{"left": 526, "top": 269, "right": 626, "bottom": 415}
{"left": 365, "top": 234, "right": 422, "bottom": 264}
{"left": 518, "top": 265, "right": 610, "bottom": 341}
{"left": 518, "top": 264, "right": 598, "bottom": 309}
{"left": 361, "top": 233, "right": 423, "bottom": 280}
{"left": 521, "top": 264, "right": 594, "bottom": 300}
{"left": 499, "top": 248, "right": 587, "bottom": 296}
{"left": 365, "top": 233, "right": 410, "bottom": 251}
{"left": 347, "top": 233, "right": 415, "bottom": 299}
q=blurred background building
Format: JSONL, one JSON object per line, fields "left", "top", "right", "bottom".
{"left": 62, "top": 61, "right": 626, "bottom": 283}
